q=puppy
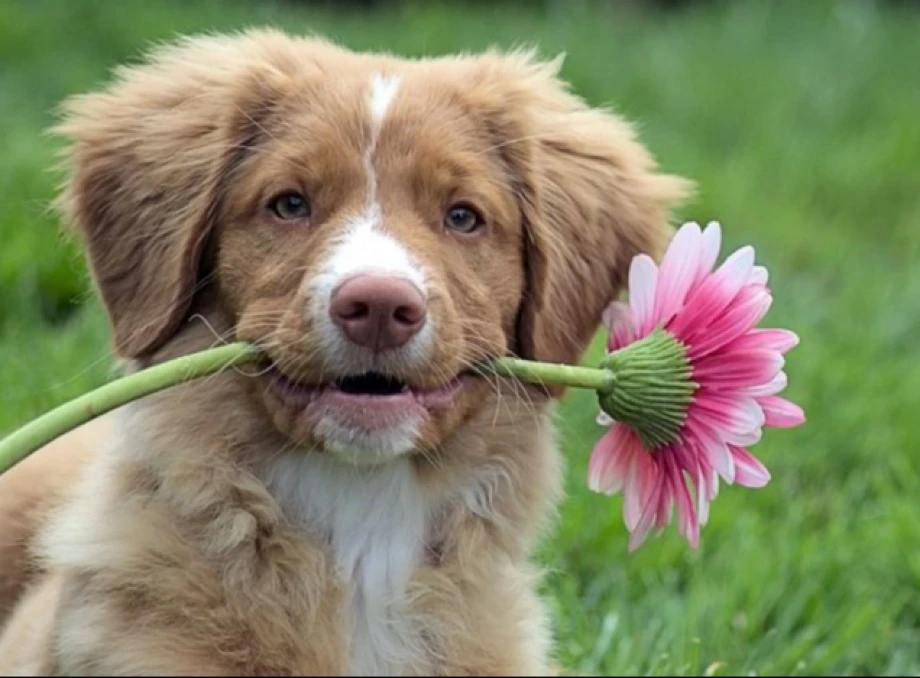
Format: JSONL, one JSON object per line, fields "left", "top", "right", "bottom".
{"left": 0, "top": 30, "right": 689, "bottom": 675}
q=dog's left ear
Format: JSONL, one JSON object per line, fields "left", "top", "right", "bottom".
{"left": 53, "top": 32, "right": 297, "bottom": 359}
{"left": 474, "top": 52, "right": 693, "bottom": 378}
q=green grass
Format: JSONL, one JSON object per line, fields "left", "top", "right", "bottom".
{"left": 2, "top": 0, "right": 919, "bottom": 674}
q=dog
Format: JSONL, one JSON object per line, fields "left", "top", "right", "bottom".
{"left": 0, "top": 29, "right": 689, "bottom": 675}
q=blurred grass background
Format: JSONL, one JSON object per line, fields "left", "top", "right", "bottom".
{"left": 1, "top": 0, "right": 919, "bottom": 674}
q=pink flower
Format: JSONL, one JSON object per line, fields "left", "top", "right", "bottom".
{"left": 588, "top": 221, "right": 805, "bottom": 551}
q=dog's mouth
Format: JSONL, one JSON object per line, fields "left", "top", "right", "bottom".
{"left": 336, "top": 372, "right": 409, "bottom": 396}
{"left": 259, "top": 361, "right": 481, "bottom": 458}
{"left": 265, "top": 366, "right": 467, "bottom": 412}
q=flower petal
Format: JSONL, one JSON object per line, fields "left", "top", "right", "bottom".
{"left": 693, "top": 349, "right": 784, "bottom": 390}
{"left": 726, "top": 328, "right": 800, "bottom": 355}
{"left": 654, "top": 222, "right": 702, "bottom": 325}
{"left": 749, "top": 265, "right": 769, "bottom": 286}
{"left": 587, "top": 425, "right": 635, "bottom": 495}
{"left": 596, "top": 411, "right": 615, "bottom": 426}
{"left": 623, "top": 446, "right": 657, "bottom": 530}
{"left": 654, "top": 474, "right": 675, "bottom": 530}
{"left": 740, "top": 371, "right": 787, "bottom": 398}
{"left": 669, "top": 463, "right": 699, "bottom": 548}
{"left": 628, "top": 255, "right": 659, "bottom": 335}
{"left": 685, "top": 420, "right": 736, "bottom": 483}
{"left": 603, "top": 301, "right": 636, "bottom": 351}
{"left": 691, "top": 221, "right": 722, "bottom": 292}
{"left": 668, "top": 245, "right": 755, "bottom": 341}
{"left": 627, "top": 472, "right": 666, "bottom": 552}
{"left": 730, "top": 445, "right": 771, "bottom": 488}
{"left": 688, "top": 286, "right": 773, "bottom": 359}
{"left": 758, "top": 396, "right": 806, "bottom": 428}
{"left": 691, "top": 392, "right": 766, "bottom": 435}
{"left": 696, "top": 466, "right": 717, "bottom": 526}
{"left": 723, "top": 426, "right": 763, "bottom": 447}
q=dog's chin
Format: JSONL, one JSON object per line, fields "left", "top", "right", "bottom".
{"left": 259, "top": 366, "right": 472, "bottom": 464}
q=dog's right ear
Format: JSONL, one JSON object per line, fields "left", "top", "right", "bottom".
{"left": 471, "top": 51, "right": 692, "bottom": 380}
{"left": 54, "top": 32, "right": 297, "bottom": 359}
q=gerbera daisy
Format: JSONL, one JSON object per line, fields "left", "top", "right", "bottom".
{"left": 588, "top": 221, "right": 805, "bottom": 551}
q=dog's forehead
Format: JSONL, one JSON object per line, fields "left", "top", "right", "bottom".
{"left": 272, "top": 56, "right": 486, "bottom": 152}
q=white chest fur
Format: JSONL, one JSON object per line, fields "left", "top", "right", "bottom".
{"left": 264, "top": 452, "right": 430, "bottom": 675}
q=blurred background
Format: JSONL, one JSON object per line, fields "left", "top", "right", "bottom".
{"left": 1, "top": 0, "right": 919, "bottom": 674}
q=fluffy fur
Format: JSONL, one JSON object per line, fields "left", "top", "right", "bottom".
{"left": 0, "top": 29, "right": 690, "bottom": 675}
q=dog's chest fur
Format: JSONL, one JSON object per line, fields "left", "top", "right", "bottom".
{"left": 264, "top": 453, "right": 430, "bottom": 675}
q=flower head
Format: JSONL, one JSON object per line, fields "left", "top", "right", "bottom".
{"left": 588, "top": 221, "right": 805, "bottom": 551}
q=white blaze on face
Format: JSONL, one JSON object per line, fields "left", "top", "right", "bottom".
{"left": 320, "top": 215, "right": 426, "bottom": 291}
{"left": 305, "top": 73, "right": 433, "bottom": 458}
{"left": 364, "top": 73, "right": 401, "bottom": 204}
{"left": 369, "top": 74, "right": 400, "bottom": 132}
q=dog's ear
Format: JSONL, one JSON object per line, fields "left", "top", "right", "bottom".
{"left": 54, "top": 33, "right": 295, "bottom": 359}
{"left": 474, "top": 52, "right": 692, "bottom": 377}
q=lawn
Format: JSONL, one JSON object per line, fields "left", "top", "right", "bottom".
{"left": 2, "top": 0, "right": 919, "bottom": 674}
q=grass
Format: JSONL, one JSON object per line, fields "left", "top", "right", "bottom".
{"left": 2, "top": 0, "right": 919, "bottom": 674}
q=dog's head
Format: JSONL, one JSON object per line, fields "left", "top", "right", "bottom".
{"left": 56, "top": 31, "right": 690, "bottom": 464}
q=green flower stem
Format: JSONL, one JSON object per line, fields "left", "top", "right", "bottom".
{"left": 0, "top": 342, "right": 262, "bottom": 475}
{"left": 482, "top": 358, "right": 616, "bottom": 392}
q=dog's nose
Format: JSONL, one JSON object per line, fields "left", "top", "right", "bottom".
{"left": 330, "top": 274, "right": 427, "bottom": 351}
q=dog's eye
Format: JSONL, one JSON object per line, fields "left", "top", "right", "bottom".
{"left": 444, "top": 204, "right": 484, "bottom": 234}
{"left": 269, "top": 192, "right": 311, "bottom": 222}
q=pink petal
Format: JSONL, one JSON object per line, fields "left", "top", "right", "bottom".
{"left": 688, "top": 286, "right": 773, "bottom": 359}
{"left": 693, "top": 349, "right": 784, "bottom": 389}
{"left": 654, "top": 222, "right": 702, "bottom": 325}
{"left": 696, "top": 466, "right": 717, "bottom": 526}
{"left": 669, "top": 463, "right": 699, "bottom": 548}
{"left": 602, "top": 302, "right": 623, "bottom": 332}
{"left": 653, "top": 476, "right": 675, "bottom": 530}
{"left": 668, "top": 246, "right": 755, "bottom": 341}
{"left": 690, "top": 450, "right": 720, "bottom": 526}
{"left": 603, "top": 302, "right": 636, "bottom": 351}
{"left": 628, "top": 255, "right": 659, "bottom": 335}
{"left": 696, "top": 484, "right": 710, "bottom": 526}
{"left": 741, "top": 371, "right": 787, "bottom": 398}
{"left": 691, "top": 221, "right": 722, "bottom": 292}
{"left": 623, "top": 446, "right": 657, "bottom": 531}
{"left": 702, "top": 437, "right": 736, "bottom": 485}
{"left": 723, "top": 426, "right": 763, "bottom": 447}
{"left": 730, "top": 446, "right": 771, "bottom": 488}
{"left": 670, "top": 442, "right": 701, "bottom": 484}
{"left": 685, "top": 420, "right": 736, "bottom": 483}
{"left": 726, "top": 329, "right": 800, "bottom": 355}
{"left": 690, "top": 392, "right": 765, "bottom": 438}
{"left": 627, "top": 472, "right": 666, "bottom": 552}
{"left": 587, "top": 425, "right": 636, "bottom": 495}
{"left": 749, "top": 265, "right": 769, "bottom": 286}
{"left": 758, "top": 396, "right": 806, "bottom": 428}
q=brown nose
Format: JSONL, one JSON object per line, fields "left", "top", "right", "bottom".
{"left": 329, "top": 274, "right": 427, "bottom": 351}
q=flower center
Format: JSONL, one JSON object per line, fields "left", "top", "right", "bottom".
{"left": 597, "top": 328, "right": 698, "bottom": 449}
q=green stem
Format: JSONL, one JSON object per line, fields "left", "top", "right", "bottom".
{"left": 0, "top": 342, "right": 262, "bottom": 475}
{"left": 483, "top": 358, "right": 615, "bottom": 392}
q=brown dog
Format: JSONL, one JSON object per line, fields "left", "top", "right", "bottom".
{"left": 0, "top": 30, "right": 689, "bottom": 675}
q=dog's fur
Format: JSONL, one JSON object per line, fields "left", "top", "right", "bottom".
{"left": 0, "top": 30, "right": 689, "bottom": 675}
